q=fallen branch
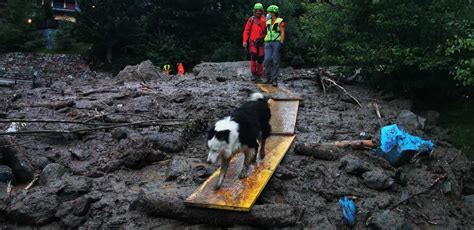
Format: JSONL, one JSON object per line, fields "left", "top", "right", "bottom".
{"left": 0, "top": 118, "right": 119, "bottom": 126}
{"left": 6, "top": 180, "right": 12, "bottom": 197}
{"left": 0, "top": 119, "right": 194, "bottom": 136}
{"left": 132, "top": 191, "right": 298, "bottom": 227}
{"left": 282, "top": 76, "right": 314, "bottom": 83}
{"left": 332, "top": 140, "right": 374, "bottom": 150}
{"left": 12, "top": 100, "right": 76, "bottom": 110}
{"left": 25, "top": 174, "right": 39, "bottom": 190}
{"left": 322, "top": 77, "right": 362, "bottom": 107}
{"left": 294, "top": 142, "right": 341, "bottom": 161}
{"left": 81, "top": 89, "right": 119, "bottom": 96}
{"left": 390, "top": 175, "right": 447, "bottom": 210}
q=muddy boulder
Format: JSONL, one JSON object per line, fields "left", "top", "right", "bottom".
{"left": 369, "top": 210, "right": 412, "bottom": 230}
{"left": 340, "top": 155, "right": 371, "bottom": 175}
{"left": 39, "top": 163, "right": 66, "bottom": 185}
{"left": 166, "top": 156, "right": 209, "bottom": 182}
{"left": 396, "top": 110, "right": 426, "bottom": 132}
{"left": 362, "top": 170, "right": 394, "bottom": 190}
{"left": 116, "top": 60, "right": 162, "bottom": 82}
{"left": 146, "top": 132, "right": 186, "bottom": 153}
{"left": 7, "top": 190, "right": 60, "bottom": 225}
{"left": 55, "top": 196, "right": 94, "bottom": 228}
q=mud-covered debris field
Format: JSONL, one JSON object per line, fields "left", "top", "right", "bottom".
{"left": 0, "top": 54, "right": 473, "bottom": 229}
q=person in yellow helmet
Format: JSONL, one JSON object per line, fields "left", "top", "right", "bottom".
{"left": 264, "top": 5, "right": 285, "bottom": 87}
{"left": 163, "top": 64, "right": 171, "bottom": 75}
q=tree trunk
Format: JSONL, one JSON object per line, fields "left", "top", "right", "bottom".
{"left": 131, "top": 190, "right": 299, "bottom": 227}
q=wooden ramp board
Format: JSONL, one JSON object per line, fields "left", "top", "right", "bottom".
{"left": 185, "top": 135, "right": 296, "bottom": 212}
{"left": 269, "top": 99, "right": 299, "bottom": 135}
{"left": 256, "top": 84, "right": 302, "bottom": 101}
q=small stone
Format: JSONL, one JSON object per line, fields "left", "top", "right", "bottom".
{"left": 111, "top": 127, "right": 129, "bottom": 140}
{"left": 341, "top": 156, "right": 371, "bottom": 176}
{"left": 39, "top": 163, "right": 66, "bottom": 185}
{"left": 370, "top": 210, "right": 411, "bottom": 230}
{"left": 362, "top": 170, "right": 394, "bottom": 190}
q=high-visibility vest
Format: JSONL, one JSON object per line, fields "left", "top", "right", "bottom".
{"left": 265, "top": 17, "right": 283, "bottom": 42}
{"left": 177, "top": 63, "right": 185, "bottom": 75}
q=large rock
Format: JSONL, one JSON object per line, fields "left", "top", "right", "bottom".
{"left": 193, "top": 62, "right": 251, "bottom": 79}
{"left": 47, "top": 175, "right": 92, "bottom": 200}
{"left": 39, "top": 163, "right": 66, "bottom": 185}
{"left": 340, "top": 155, "right": 371, "bottom": 176}
{"left": 0, "top": 165, "right": 13, "bottom": 183}
{"left": 146, "top": 132, "right": 187, "bottom": 153}
{"left": 165, "top": 156, "right": 210, "bottom": 182}
{"left": 370, "top": 210, "right": 411, "bottom": 230}
{"left": 116, "top": 60, "right": 162, "bottom": 82}
{"left": 396, "top": 110, "right": 426, "bottom": 132}
{"left": 7, "top": 190, "right": 60, "bottom": 225}
{"left": 420, "top": 110, "right": 440, "bottom": 126}
{"left": 362, "top": 170, "right": 394, "bottom": 190}
{"left": 55, "top": 196, "right": 93, "bottom": 228}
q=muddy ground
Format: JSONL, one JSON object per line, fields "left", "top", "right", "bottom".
{"left": 0, "top": 55, "right": 473, "bottom": 229}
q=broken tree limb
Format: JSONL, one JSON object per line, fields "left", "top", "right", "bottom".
{"left": 294, "top": 142, "right": 341, "bottom": 161}
{"left": 0, "top": 118, "right": 117, "bottom": 126}
{"left": 0, "top": 119, "right": 195, "bottom": 136}
{"left": 282, "top": 76, "right": 315, "bottom": 83}
{"left": 332, "top": 140, "right": 374, "bottom": 150}
{"left": 81, "top": 89, "right": 119, "bottom": 96}
{"left": 24, "top": 174, "right": 39, "bottom": 190}
{"left": 6, "top": 180, "right": 12, "bottom": 197}
{"left": 390, "top": 175, "right": 447, "bottom": 210}
{"left": 12, "top": 100, "right": 76, "bottom": 110}
{"left": 131, "top": 191, "right": 298, "bottom": 227}
{"left": 322, "top": 77, "right": 362, "bottom": 107}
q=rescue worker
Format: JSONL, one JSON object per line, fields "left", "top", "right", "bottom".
{"left": 177, "top": 63, "right": 185, "bottom": 75}
{"left": 163, "top": 64, "right": 171, "bottom": 75}
{"left": 264, "top": 5, "right": 285, "bottom": 87}
{"left": 243, "top": 3, "right": 267, "bottom": 82}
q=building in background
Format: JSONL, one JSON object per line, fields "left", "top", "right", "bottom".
{"left": 36, "top": 0, "right": 79, "bottom": 22}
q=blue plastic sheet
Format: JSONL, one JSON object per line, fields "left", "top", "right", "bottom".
{"left": 339, "top": 196, "right": 357, "bottom": 226}
{"left": 378, "top": 124, "right": 434, "bottom": 165}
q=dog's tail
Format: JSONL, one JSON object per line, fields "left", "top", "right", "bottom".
{"left": 250, "top": 92, "right": 267, "bottom": 102}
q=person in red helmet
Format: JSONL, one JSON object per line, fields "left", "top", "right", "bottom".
{"left": 243, "top": 3, "right": 267, "bottom": 82}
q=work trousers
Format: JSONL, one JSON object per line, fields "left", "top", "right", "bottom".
{"left": 264, "top": 42, "right": 281, "bottom": 83}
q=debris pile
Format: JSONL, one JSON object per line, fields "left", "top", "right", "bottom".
{"left": 0, "top": 56, "right": 472, "bottom": 228}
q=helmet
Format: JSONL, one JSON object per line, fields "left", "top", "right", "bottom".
{"left": 254, "top": 3, "right": 264, "bottom": 11}
{"left": 267, "top": 5, "right": 279, "bottom": 13}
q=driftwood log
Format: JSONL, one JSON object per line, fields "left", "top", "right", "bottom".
{"left": 11, "top": 100, "right": 75, "bottom": 110}
{"left": 295, "top": 140, "right": 374, "bottom": 160}
{"left": 295, "top": 142, "right": 341, "bottom": 160}
{"left": 132, "top": 191, "right": 299, "bottom": 227}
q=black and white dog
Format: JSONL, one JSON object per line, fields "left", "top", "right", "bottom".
{"left": 207, "top": 92, "right": 271, "bottom": 189}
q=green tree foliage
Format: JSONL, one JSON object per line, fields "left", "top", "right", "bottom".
{"left": 0, "top": 0, "right": 36, "bottom": 52}
{"left": 299, "top": 0, "right": 474, "bottom": 98}
{"left": 55, "top": 21, "right": 75, "bottom": 51}
{"left": 75, "top": 0, "right": 148, "bottom": 65}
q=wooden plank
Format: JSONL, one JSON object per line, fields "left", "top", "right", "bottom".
{"left": 184, "top": 135, "right": 296, "bottom": 212}
{"left": 256, "top": 84, "right": 302, "bottom": 101}
{"left": 269, "top": 100, "right": 299, "bottom": 135}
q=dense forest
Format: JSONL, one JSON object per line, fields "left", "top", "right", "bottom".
{"left": 1, "top": 0, "right": 473, "bottom": 100}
